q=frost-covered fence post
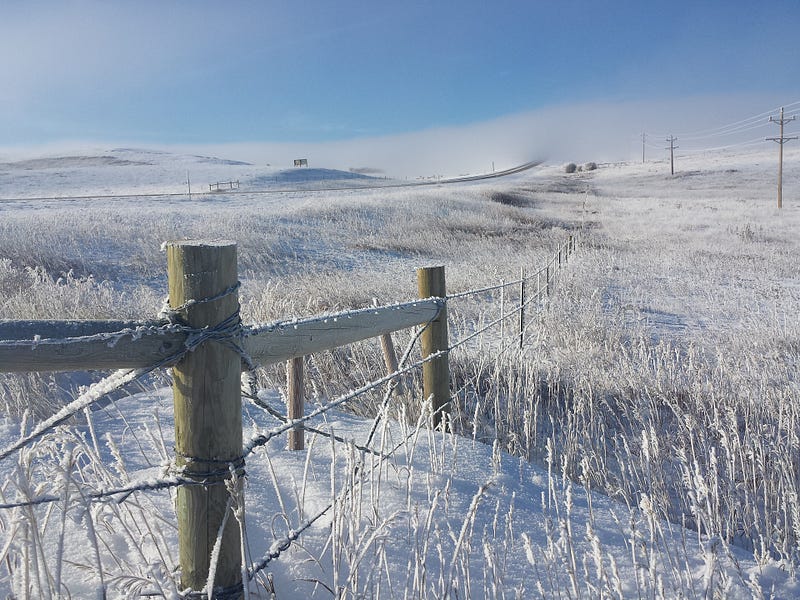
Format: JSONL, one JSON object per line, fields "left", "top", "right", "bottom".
{"left": 287, "top": 356, "right": 305, "bottom": 451}
{"left": 536, "top": 270, "right": 542, "bottom": 307}
{"left": 373, "top": 298, "right": 403, "bottom": 395}
{"left": 416, "top": 266, "right": 450, "bottom": 430}
{"left": 545, "top": 264, "right": 551, "bottom": 297}
{"left": 167, "top": 241, "right": 242, "bottom": 596}
{"left": 519, "top": 267, "right": 526, "bottom": 349}
{"left": 499, "top": 280, "right": 505, "bottom": 342}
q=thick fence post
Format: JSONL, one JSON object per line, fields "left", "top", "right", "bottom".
{"left": 416, "top": 266, "right": 450, "bottom": 429}
{"left": 287, "top": 356, "right": 305, "bottom": 451}
{"left": 167, "top": 241, "right": 242, "bottom": 597}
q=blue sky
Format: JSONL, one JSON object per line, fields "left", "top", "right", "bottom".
{"left": 2, "top": 1, "right": 799, "bottom": 172}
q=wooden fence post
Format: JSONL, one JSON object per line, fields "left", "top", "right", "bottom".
{"left": 374, "top": 298, "right": 403, "bottom": 394}
{"left": 499, "top": 280, "right": 505, "bottom": 342}
{"left": 287, "top": 356, "right": 305, "bottom": 451}
{"left": 416, "top": 266, "right": 450, "bottom": 429}
{"left": 167, "top": 241, "right": 242, "bottom": 597}
{"left": 537, "top": 270, "right": 541, "bottom": 307}
{"left": 519, "top": 267, "right": 526, "bottom": 349}
{"left": 545, "top": 264, "right": 551, "bottom": 297}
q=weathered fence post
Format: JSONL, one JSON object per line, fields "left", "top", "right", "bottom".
{"left": 545, "top": 264, "right": 551, "bottom": 297}
{"left": 519, "top": 267, "right": 526, "bottom": 349}
{"left": 167, "top": 241, "right": 242, "bottom": 597}
{"left": 373, "top": 298, "right": 403, "bottom": 394}
{"left": 499, "top": 279, "right": 505, "bottom": 342}
{"left": 287, "top": 356, "right": 305, "bottom": 451}
{"left": 380, "top": 333, "right": 399, "bottom": 375}
{"left": 416, "top": 266, "right": 450, "bottom": 429}
{"left": 533, "top": 270, "right": 539, "bottom": 312}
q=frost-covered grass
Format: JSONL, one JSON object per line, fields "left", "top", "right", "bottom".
{"left": 0, "top": 146, "right": 799, "bottom": 597}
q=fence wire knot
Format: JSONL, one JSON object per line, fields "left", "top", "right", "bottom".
{"left": 172, "top": 451, "right": 247, "bottom": 484}
{"left": 158, "top": 280, "right": 257, "bottom": 371}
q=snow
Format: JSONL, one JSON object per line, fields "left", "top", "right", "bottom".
{"left": 0, "top": 145, "right": 799, "bottom": 597}
{"left": 0, "top": 148, "right": 383, "bottom": 201}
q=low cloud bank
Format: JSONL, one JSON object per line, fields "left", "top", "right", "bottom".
{"left": 170, "top": 93, "right": 795, "bottom": 178}
{"left": 0, "top": 93, "right": 788, "bottom": 179}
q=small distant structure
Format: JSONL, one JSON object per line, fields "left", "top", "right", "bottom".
{"left": 209, "top": 180, "right": 240, "bottom": 192}
{"left": 293, "top": 158, "right": 308, "bottom": 167}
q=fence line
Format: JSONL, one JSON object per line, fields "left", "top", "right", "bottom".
{"left": 0, "top": 234, "right": 576, "bottom": 597}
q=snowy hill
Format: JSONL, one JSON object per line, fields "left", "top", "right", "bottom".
{"left": 0, "top": 145, "right": 799, "bottom": 597}
{"left": 0, "top": 148, "right": 384, "bottom": 199}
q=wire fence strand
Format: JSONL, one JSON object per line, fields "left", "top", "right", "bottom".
{"left": 0, "top": 233, "right": 579, "bottom": 595}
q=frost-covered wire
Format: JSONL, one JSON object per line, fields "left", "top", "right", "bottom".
{"left": 241, "top": 350, "right": 445, "bottom": 459}
{"left": 243, "top": 392, "right": 388, "bottom": 458}
{"left": 449, "top": 284, "right": 544, "bottom": 353}
{"left": 0, "top": 367, "right": 157, "bottom": 463}
{"left": 247, "top": 417, "right": 426, "bottom": 580}
{"left": 363, "top": 320, "right": 429, "bottom": 448}
{"left": 447, "top": 278, "right": 523, "bottom": 301}
{"left": 446, "top": 242, "right": 571, "bottom": 302}
{"left": 0, "top": 472, "right": 200, "bottom": 511}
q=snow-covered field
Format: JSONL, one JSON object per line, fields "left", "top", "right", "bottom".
{"left": 0, "top": 146, "right": 799, "bottom": 598}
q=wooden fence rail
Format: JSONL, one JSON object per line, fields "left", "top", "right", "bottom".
{"left": 0, "top": 300, "right": 442, "bottom": 372}
{"left": 0, "top": 241, "right": 449, "bottom": 597}
{"left": 0, "top": 235, "right": 575, "bottom": 597}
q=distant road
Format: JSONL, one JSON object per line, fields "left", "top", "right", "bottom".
{"left": 0, "top": 160, "right": 544, "bottom": 203}
{"left": 437, "top": 160, "right": 543, "bottom": 183}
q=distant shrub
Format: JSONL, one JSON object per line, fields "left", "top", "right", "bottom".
{"left": 564, "top": 162, "right": 577, "bottom": 174}
{"left": 584, "top": 162, "right": 598, "bottom": 171}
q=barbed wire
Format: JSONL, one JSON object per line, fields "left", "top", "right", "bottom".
{"left": 446, "top": 241, "right": 571, "bottom": 302}
{"left": 243, "top": 392, "right": 388, "bottom": 459}
{"left": 0, "top": 233, "right": 578, "bottom": 597}
{"left": 241, "top": 350, "right": 445, "bottom": 460}
{"left": 0, "top": 233, "right": 573, "bottom": 469}
{"left": 247, "top": 411, "right": 428, "bottom": 580}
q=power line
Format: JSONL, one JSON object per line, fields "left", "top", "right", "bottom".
{"left": 650, "top": 100, "right": 800, "bottom": 140}
{"left": 651, "top": 100, "right": 800, "bottom": 140}
{"left": 679, "top": 135, "right": 768, "bottom": 154}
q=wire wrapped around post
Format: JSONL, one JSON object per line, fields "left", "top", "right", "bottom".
{"left": 166, "top": 240, "right": 243, "bottom": 598}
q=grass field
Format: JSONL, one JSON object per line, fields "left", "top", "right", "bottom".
{"left": 0, "top": 146, "right": 798, "bottom": 597}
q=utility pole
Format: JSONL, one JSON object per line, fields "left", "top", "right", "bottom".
{"left": 642, "top": 132, "right": 646, "bottom": 164}
{"left": 666, "top": 136, "right": 678, "bottom": 175}
{"left": 767, "top": 107, "right": 797, "bottom": 209}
